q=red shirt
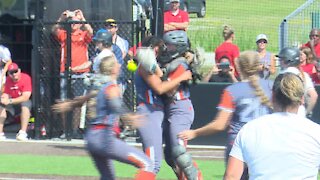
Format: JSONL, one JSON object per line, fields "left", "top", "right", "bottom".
{"left": 56, "top": 29, "right": 92, "bottom": 73}
{"left": 301, "top": 63, "right": 315, "bottom": 77}
{"left": 215, "top": 42, "right": 240, "bottom": 76}
{"left": 164, "top": 10, "right": 189, "bottom": 32}
{"left": 4, "top": 73, "right": 32, "bottom": 98}
{"left": 311, "top": 73, "right": 320, "bottom": 85}
{"left": 303, "top": 42, "right": 320, "bottom": 58}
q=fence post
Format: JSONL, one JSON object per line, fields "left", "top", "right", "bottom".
{"left": 279, "top": 19, "right": 288, "bottom": 50}
{"left": 65, "top": 22, "right": 73, "bottom": 141}
{"left": 32, "top": 8, "right": 41, "bottom": 140}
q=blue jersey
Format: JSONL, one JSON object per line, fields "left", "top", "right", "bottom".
{"left": 218, "top": 79, "right": 273, "bottom": 138}
{"left": 89, "top": 81, "right": 120, "bottom": 126}
{"left": 166, "top": 62, "right": 190, "bottom": 101}
{"left": 135, "top": 67, "right": 164, "bottom": 107}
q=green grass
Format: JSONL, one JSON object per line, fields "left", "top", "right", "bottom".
{"left": 0, "top": 154, "right": 225, "bottom": 179}
{"left": 187, "top": 0, "right": 306, "bottom": 52}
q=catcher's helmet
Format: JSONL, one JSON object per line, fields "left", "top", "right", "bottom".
{"left": 93, "top": 29, "right": 113, "bottom": 47}
{"left": 276, "top": 47, "right": 300, "bottom": 66}
{"left": 162, "top": 30, "right": 189, "bottom": 59}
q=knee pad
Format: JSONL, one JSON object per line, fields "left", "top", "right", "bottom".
{"left": 172, "top": 145, "right": 198, "bottom": 180}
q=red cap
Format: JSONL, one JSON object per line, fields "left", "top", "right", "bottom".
{"left": 8, "top": 63, "right": 19, "bottom": 71}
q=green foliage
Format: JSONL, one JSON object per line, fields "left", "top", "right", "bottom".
{"left": 187, "top": 0, "right": 306, "bottom": 52}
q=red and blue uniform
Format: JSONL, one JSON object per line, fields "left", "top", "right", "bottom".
{"left": 86, "top": 81, "right": 154, "bottom": 180}
{"left": 217, "top": 79, "right": 273, "bottom": 160}
{"left": 135, "top": 67, "right": 165, "bottom": 174}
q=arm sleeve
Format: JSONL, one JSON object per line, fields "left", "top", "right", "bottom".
{"left": 217, "top": 89, "right": 235, "bottom": 112}
{"left": 168, "top": 64, "right": 187, "bottom": 80}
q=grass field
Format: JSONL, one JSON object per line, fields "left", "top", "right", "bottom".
{"left": 0, "top": 154, "right": 225, "bottom": 179}
{"left": 188, "top": 0, "right": 306, "bottom": 52}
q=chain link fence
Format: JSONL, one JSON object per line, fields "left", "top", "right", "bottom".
{"left": 33, "top": 20, "right": 144, "bottom": 140}
{"left": 279, "top": 0, "right": 320, "bottom": 49}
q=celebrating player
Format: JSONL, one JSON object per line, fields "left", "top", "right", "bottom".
{"left": 179, "top": 51, "right": 273, "bottom": 179}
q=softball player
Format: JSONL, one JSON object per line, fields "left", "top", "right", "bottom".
{"left": 85, "top": 56, "right": 155, "bottom": 180}
{"left": 159, "top": 30, "right": 203, "bottom": 180}
{"left": 134, "top": 36, "right": 192, "bottom": 174}
{"left": 179, "top": 51, "right": 274, "bottom": 179}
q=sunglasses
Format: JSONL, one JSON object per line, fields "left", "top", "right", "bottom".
{"left": 257, "top": 40, "right": 267, "bottom": 44}
{"left": 309, "top": 34, "right": 320, "bottom": 37}
{"left": 8, "top": 70, "right": 18, "bottom": 75}
{"left": 105, "top": 24, "right": 117, "bottom": 29}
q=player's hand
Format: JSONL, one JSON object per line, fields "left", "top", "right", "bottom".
{"left": 178, "top": 130, "right": 196, "bottom": 140}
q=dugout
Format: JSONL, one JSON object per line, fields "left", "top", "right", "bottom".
{"left": 1, "top": 0, "right": 148, "bottom": 140}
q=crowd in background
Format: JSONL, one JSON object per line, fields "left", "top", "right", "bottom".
{"left": 1, "top": 0, "right": 320, "bottom": 179}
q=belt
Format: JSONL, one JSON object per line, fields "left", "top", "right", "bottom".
{"left": 91, "top": 124, "right": 107, "bottom": 130}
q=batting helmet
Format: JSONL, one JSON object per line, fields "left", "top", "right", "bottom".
{"left": 93, "top": 29, "right": 113, "bottom": 47}
{"left": 276, "top": 47, "right": 300, "bottom": 66}
{"left": 160, "top": 30, "right": 189, "bottom": 63}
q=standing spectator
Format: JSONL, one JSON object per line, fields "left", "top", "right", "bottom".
{"left": 202, "top": 56, "right": 237, "bottom": 83}
{"left": 164, "top": 0, "right": 189, "bottom": 32}
{"left": 214, "top": 25, "right": 240, "bottom": 77}
{"left": 52, "top": 9, "right": 93, "bottom": 139}
{"left": 278, "top": 47, "right": 318, "bottom": 118}
{"left": 0, "top": 45, "right": 12, "bottom": 91}
{"left": 300, "top": 46, "right": 316, "bottom": 77}
{"left": 179, "top": 51, "right": 273, "bottom": 179}
{"left": 105, "top": 18, "right": 129, "bottom": 59}
{"left": 0, "top": 63, "right": 32, "bottom": 141}
{"left": 256, "top": 34, "right": 276, "bottom": 79}
{"left": 225, "top": 73, "right": 320, "bottom": 179}
{"left": 302, "top": 28, "right": 320, "bottom": 62}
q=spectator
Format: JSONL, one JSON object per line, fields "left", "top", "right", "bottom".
{"left": 164, "top": 0, "right": 189, "bottom": 32}
{"left": 0, "top": 45, "right": 12, "bottom": 91}
{"left": 52, "top": 9, "right": 93, "bottom": 139}
{"left": 300, "top": 46, "right": 316, "bottom": 77}
{"left": 302, "top": 28, "right": 320, "bottom": 62}
{"left": 225, "top": 73, "right": 320, "bottom": 179}
{"left": 214, "top": 25, "right": 240, "bottom": 77}
{"left": 0, "top": 63, "right": 32, "bottom": 141}
{"left": 311, "top": 63, "right": 320, "bottom": 85}
{"left": 202, "top": 56, "right": 237, "bottom": 83}
{"left": 278, "top": 47, "right": 318, "bottom": 118}
{"left": 105, "top": 18, "right": 129, "bottom": 59}
{"left": 256, "top": 34, "right": 276, "bottom": 79}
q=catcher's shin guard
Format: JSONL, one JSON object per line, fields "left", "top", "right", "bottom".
{"left": 135, "top": 170, "right": 155, "bottom": 180}
{"left": 172, "top": 145, "right": 200, "bottom": 180}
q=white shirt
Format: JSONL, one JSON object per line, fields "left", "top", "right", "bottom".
{"left": 115, "top": 35, "right": 128, "bottom": 57}
{"left": 0, "top": 45, "right": 11, "bottom": 89}
{"left": 0, "top": 45, "right": 11, "bottom": 63}
{"left": 93, "top": 49, "right": 113, "bottom": 73}
{"left": 230, "top": 112, "right": 320, "bottom": 180}
{"left": 281, "top": 67, "right": 315, "bottom": 116}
